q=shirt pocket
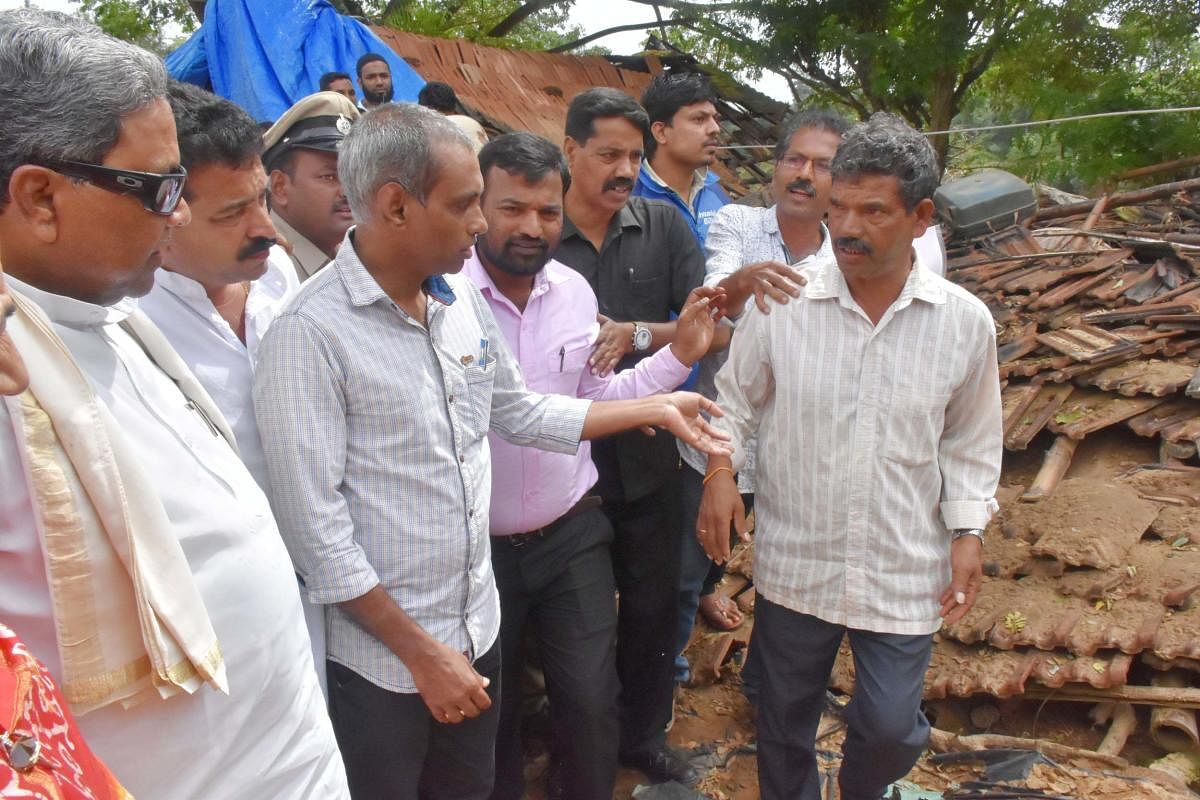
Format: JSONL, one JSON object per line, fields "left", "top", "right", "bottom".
{"left": 881, "top": 383, "right": 949, "bottom": 467}
{"left": 627, "top": 274, "right": 668, "bottom": 320}
{"left": 547, "top": 343, "right": 590, "bottom": 396}
{"left": 462, "top": 359, "right": 496, "bottom": 439}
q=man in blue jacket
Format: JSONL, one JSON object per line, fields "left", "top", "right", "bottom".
{"left": 634, "top": 74, "right": 730, "bottom": 245}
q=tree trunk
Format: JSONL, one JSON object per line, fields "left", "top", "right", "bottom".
{"left": 927, "top": 73, "right": 956, "bottom": 174}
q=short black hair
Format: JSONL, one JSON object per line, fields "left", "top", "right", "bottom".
{"left": 565, "top": 88, "right": 649, "bottom": 146}
{"left": 479, "top": 132, "right": 571, "bottom": 194}
{"left": 774, "top": 108, "right": 850, "bottom": 162}
{"left": 831, "top": 112, "right": 939, "bottom": 211}
{"left": 319, "top": 71, "right": 352, "bottom": 91}
{"left": 641, "top": 73, "right": 715, "bottom": 159}
{"left": 167, "top": 80, "right": 262, "bottom": 185}
{"left": 417, "top": 81, "right": 459, "bottom": 114}
{"left": 355, "top": 52, "right": 388, "bottom": 79}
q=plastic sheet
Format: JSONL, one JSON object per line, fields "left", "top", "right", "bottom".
{"left": 166, "top": 0, "right": 424, "bottom": 122}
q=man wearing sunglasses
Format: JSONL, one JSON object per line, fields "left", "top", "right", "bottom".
{"left": 0, "top": 10, "right": 349, "bottom": 799}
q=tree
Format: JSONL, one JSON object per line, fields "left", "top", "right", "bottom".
{"left": 357, "top": 0, "right": 586, "bottom": 50}
{"left": 961, "top": 1, "right": 1200, "bottom": 189}
{"left": 73, "top": 0, "right": 198, "bottom": 54}
{"left": 548, "top": 0, "right": 1198, "bottom": 176}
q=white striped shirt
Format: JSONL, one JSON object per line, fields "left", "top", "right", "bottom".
{"left": 678, "top": 204, "right": 834, "bottom": 491}
{"left": 253, "top": 236, "right": 591, "bottom": 692}
{"left": 713, "top": 252, "right": 1002, "bottom": 634}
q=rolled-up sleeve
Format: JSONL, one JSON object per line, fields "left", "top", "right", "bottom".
{"left": 253, "top": 313, "right": 379, "bottom": 604}
{"left": 938, "top": 315, "right": 1003, "bottom": 531}
{"left": 711, "top": 304, "right": 775, "bottom": 473}
{"left": 470, "top": 286, "right": 592, "bottom": 452}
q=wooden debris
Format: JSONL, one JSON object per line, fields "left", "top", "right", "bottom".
{"left": 1020, "top": 435, "right": 1077, "bottom": 499}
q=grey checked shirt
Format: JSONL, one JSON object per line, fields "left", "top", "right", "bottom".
{"left": 253, "top": 235, "right": 591, "bottom": 692}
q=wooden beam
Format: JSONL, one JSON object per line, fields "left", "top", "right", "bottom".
{"left": 1036, "top": 177, "right": 1200, "bottom": 221}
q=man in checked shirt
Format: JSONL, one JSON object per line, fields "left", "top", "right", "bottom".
{"left": 698, "top": 113, "right": 1003, "bottom": 800}
{"left": 254, "top": 103, "right": 732, "bottom": 800}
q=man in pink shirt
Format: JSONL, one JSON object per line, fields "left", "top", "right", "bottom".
{"left": 463, "top": 132, "right": 720, "bottom": 800}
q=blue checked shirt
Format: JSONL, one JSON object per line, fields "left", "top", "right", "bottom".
{"left": 253, "top": 235, "right": 591, "bottom": 693}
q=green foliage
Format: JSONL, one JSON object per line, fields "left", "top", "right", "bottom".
{"left": 659, "top": 0, "right": 1199, "bottom": 186}
{"left": 960, "top": 0, "right": 1200, "bottom": 190}
{"left": 364, "top": 0, "right": 584, "bottom": 50}
{"left": 74, "top": 0, "right": 197, "bottom": 54}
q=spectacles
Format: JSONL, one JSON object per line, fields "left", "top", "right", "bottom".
{"left": 42, "top": 160, "right": 188, "bottom": 215}
{"left": 777, "top": 154, "right": 832, "bottom": 174}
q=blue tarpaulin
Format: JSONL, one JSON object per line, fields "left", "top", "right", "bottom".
{"left": 165, "top": 0, "right": 425, "bottom": 123}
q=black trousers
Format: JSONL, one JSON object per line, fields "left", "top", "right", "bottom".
{"left": 328, "top": 642, "right": 501, "bottom": 800}
{"left": 606, "top": 480, "right": 682, "bottom": 756}
{"left": 753, "top": 596, "right": 933, "bottom": 800}
{"left": 489, "top": 508, "right": 620, "bottom": 800}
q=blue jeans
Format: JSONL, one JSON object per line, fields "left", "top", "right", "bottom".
{"left": 675, "top": 463, "right": 746, "bottom": 682}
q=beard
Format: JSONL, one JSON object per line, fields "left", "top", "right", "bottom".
{"left": 362, "top": 84, "right": 393, "bottom": 105}
{"left": 478, "top": 234, "right": 552, "bottom": 276}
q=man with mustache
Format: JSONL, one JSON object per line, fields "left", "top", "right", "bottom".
{"left": 633, "top": 74, "right": 729, "bottom": 245}
{"left": 555, "top": 87, "right": 708, "bottom": 786}
{"left": 0, "top": 10, "right": 348, "bottom": 798}
{"left": 698, "top": 113, "right": 1002, "bottom": 800}
{"left": 672, "top": 109, "right": 847, "bottom": 687}
{"left": 139, "top": 82, "right": 333, "bottom": 697}
{"left": 356, "top": 52, "right": 393, "bottom": 111}
{"left": 141, "top": 81, "right": 296, "bottom": 491}
{"left": 263, "top": 92, "right": 360, "bottom": 282}
{"left": 253, "top": 103, "right": 731, "bottom": 799}
{"left": 463, "top": 132, "right": 721, "bottom": 800}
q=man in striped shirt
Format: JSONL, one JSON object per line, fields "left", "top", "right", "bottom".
{"left": 254, "top": 103, "right": 732, "bottom": 800}
{"left": 698, "top": 113, "right": 1003, "bottom": 800}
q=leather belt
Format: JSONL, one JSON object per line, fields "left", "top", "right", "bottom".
{"left": 492, "top": 495, "right": 603, "bottom": 549}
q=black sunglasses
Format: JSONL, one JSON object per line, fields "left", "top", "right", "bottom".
{"left": 43, "top": 160, "right": 188, "bottom": 216}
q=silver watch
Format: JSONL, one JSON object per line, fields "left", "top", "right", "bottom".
{"left": 952, "top": 528, "right": 985, "bottom": 545}
{"left": 632, "top": 322, "right": 652, "bottom": 352}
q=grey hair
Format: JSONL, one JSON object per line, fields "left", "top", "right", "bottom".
{"left": 830, "top": 112, "right": 939, "bottom": 211}
{"left": 0, "top": 9, "right": 169, "bottom": 208}
{"left": 338, "top": 102, "right": 472, "bottom": 221}
{"left": 773, "top": 108, "right": 850, "bottom": 162}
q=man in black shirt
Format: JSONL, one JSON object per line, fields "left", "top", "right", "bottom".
{"left": 556, "top": 87, "right": 706, "bottom": 787}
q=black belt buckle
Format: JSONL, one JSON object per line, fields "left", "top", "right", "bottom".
{"left": 508, "top": 528, "right": 547, "bottom": 549}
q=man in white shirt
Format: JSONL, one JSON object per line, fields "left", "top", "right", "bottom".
{"left": 0, "top": 11, "right": 348, "bottom": 798}
{"left": 138, "top": 81, "right": 336, "bottom": 698}
{"left": 674, "top": 109, "right": 848, "bottom": 686}
{"left": 698, "top": 113, "right": 1003, "bottom": 800}
{"left": 142, "top": 80, "right": 297, "bottom": 491}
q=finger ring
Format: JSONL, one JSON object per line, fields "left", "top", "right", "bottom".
{"left": 698, "top": 529, "right": 707, "bottom": 533}
{"left": 459, "top": 709, "right": 466, "bottom": 717}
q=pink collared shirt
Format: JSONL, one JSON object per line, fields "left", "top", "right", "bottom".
{"left": 463, "top": 249, "right": 692, "bottom": 535}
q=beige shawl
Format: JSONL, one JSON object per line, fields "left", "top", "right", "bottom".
{"left": 7, "top": 291, "right": 230, "bottom": 714}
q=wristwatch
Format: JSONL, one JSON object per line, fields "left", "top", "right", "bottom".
{"left": 631, "top": 322, "right": 652, "bottom": 352}
{"left": 952, "top": 528, "right": 985, "bottom": 545}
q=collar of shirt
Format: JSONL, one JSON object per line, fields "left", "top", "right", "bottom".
{"left": 333, "top": 232, "right": 458, "bottom": 312}
{"left": 5, "top": 275, "right": 135, "bottom": 328}
{"left": 462, "top": 247, "right": 573, "bottom": 317}
{"left": 762, "top": 210, "right": 835, "bottom": 266}
{"left": 154, "top": 245, "right": 295, "bottom": 328}
{"left": 271, "top": 211, "right": 333, "bottom": 281}
{"left": 640, "top": 161, "right": 709, "bottom": 213}
{"left": 804, "top": 247, "right": 947, "bottom": 313}
{"left": 561, "top": 201, "right": 642, "bottom": 253}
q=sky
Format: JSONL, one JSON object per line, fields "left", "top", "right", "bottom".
{"left": 0, "top": 0, "right": 793, "bottom": 102}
